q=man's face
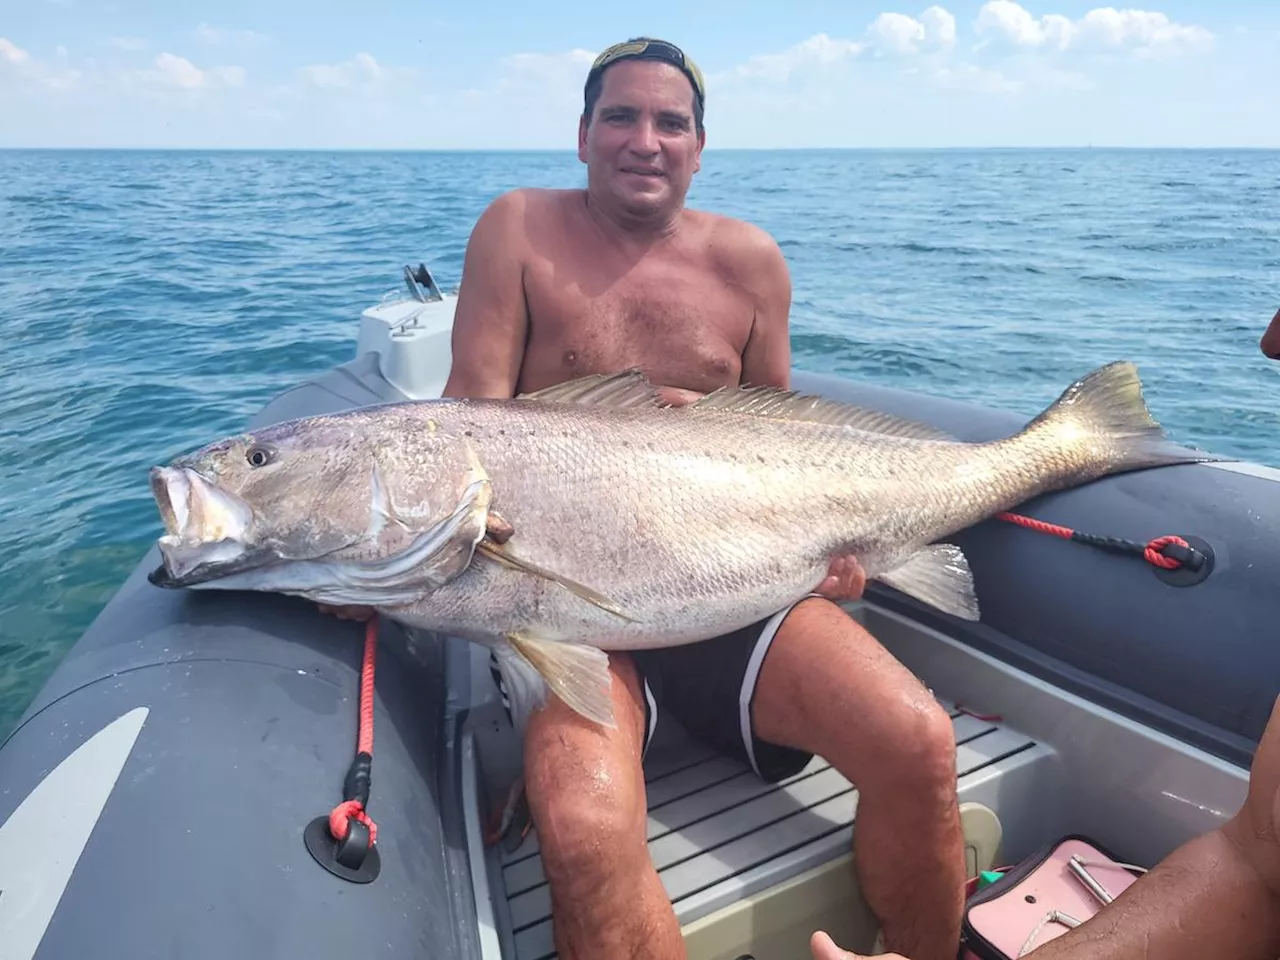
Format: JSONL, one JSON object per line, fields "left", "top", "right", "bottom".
{"left": 1262, "top": 307, "right": 1280, "bottom": 361}
{"left": 578, "top": 59, "right": 705, "bottom": 218}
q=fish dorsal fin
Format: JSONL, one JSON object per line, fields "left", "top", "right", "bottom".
{"left": 689, "top": 384, "right": 956, "bottom": 441}
{"left": 516, "top": 370, "right": 664, "bottom": 409}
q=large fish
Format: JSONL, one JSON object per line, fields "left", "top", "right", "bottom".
{"left": 147, "top": 362, "right": 1211, "bottom": 731}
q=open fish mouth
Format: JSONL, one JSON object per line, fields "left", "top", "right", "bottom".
{"left": 149, "top": 466, "right": 258, "bottom": 586}
{"left": 151, "top": 466, "right": 190, "bottom": 539}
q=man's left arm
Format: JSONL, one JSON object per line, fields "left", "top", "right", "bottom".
{"left": 738, "top": 225, "right": 793, "bottom": 392}
{"left": 735, "top": 225, "right": 866, "bottom": 604}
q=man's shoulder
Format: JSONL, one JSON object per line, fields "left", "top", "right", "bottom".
{"left": 479, "top": 186, "right": 581, "bottom": 224}
{"left": 469, "top": 187, "right": 581, "bottom": 255}
{"left": 686, "top": 208, "right": 788, "bottom": 280}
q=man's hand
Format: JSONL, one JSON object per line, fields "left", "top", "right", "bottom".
{"left": 810, "top": 930, "right": 907, "bottom": 960}
{"left": 317, "top": 603, "right": 376, "bottom": 622}
{"left": 655, "top": 384, "right": 706, "bottom": 407}
{"left": 815, "top": 555, "right": 867, "bottom": 603}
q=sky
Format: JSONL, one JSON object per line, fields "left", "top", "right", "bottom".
{"left": 1, "top": 0, "right": 1278, "bottom": 149}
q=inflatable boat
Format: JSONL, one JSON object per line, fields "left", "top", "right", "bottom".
{"left": 2, "top": 264, "right": 1277, "bottom": 960}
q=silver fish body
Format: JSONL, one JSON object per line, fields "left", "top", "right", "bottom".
{"left": 147, "top": 363, "right": 1213, "bottom": 729}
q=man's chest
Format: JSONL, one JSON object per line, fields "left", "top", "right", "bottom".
{"left": 522, "top": 262, "right": 755, "bottom": 391}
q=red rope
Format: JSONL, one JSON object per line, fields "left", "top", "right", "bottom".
{"left": 996, "top": 512, "right": 1073, "bottom": 541}
{"left": 329, "top": 799, "right": 377, "bottom": 845}
{"left": 355, "top": 617, "right": 377, "bottom": 757}
{"left": 997, "top": 512, "right": 1192, "bottom": 571}
{"left": 328, "top": 616, "right": 379, "bottom": 846}
{"left": 1143, "top": 535, "right": 1188, "bottom": 571}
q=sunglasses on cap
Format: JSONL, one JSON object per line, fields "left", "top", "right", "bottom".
{"left": 585, "top": 37, "right": 706, "bottom": 110}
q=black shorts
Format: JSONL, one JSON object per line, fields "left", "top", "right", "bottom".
{"left": 490, "top": 599, "right": 815, "bottom": 784}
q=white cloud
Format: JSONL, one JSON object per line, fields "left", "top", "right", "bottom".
{"left": 445, "top": 48, "right": 599, "bottom": 145}
{"left": 194, "top": 23, "right": 266, "bottom": 49}
{"left": 975, "top": 1, "right": 1073, "bottom": 48}
{"left": 974, "top": 1, "right": 1212, "bottom": 56}
{"left": 921, "top": 6, "right": 959, "bottom": 46}
{"left": 494, "top": 48, "right": 596, "bottom": 96}
{"left": 107, "top": 36, "right": 148, "bottom": 52}
{"left": 298, "top": 52, "right": 416, "bottom": 90}
{"left": 1, "top": 37, "right": 32, "bottom": 66}
{"left": 154, "top": 52, "right": 203, "bottom": 88}
{"left": 868, "top": 6, "right": 957, "bottom": 55}
{"left": 0, "top": 2, "right": 1255, "bottom": 151}
{"left": 728, "top": 34, "right": 866, "bottom": 82}
{"left": 869, "top": 13, "right": 928, "bottom": 54}
{"left": 148, "top": 52, "right": 245, "bottom": 90}
{"left": 502, "top": 48, "right": 596, "bottom": 76}
{"left": 0, "top": 36, "right": 82, "bottom": 90}
{"left": 719, "top": 7, "right": 956, "bottom": 83}
{"left": 931, "top": 61, "right": 1022, "bottom": 93}
{"left": 1075, "top": 7, "right": 1213, "bottom": 55}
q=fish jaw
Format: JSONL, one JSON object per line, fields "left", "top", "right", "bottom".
{"left": 150, "top": 465, "right": 263, "bottom": 586}
{"left": 147, "top": 464, "right": 496, "bottom": 609}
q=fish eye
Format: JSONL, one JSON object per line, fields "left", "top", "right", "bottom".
{"left": 246, "top": 446, "right": 271, "bottom": 468}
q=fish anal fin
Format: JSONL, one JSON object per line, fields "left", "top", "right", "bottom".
{"left": 690, "top": 385, "right": 955, "bottom": 441}
{"left": 476, "top": 539, "right": 639, "bottom": 623}
{"left": 876, "top": 543, "right": 980, "bottom": 621}
{"left": 504, "top": 631, "right": 616, "bottom": 730}
{"left": 517, "top": 370, "right": 664, "bottom": 409}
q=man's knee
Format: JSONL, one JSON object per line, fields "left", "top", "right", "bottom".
{"left": 868, "top": 692, "right": 956, "bottom": 792}
{"left": 755, "top": 599, "right": 956, "bottom": 791}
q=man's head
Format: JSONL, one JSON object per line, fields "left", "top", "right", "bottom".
{"left": 578, "top": 37, "right": 707, "bottom": 223}
{"left": 1262, "top": 307, "right": 1280, "bottom": 361}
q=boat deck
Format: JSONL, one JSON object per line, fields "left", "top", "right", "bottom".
{"left": 490, "top": 699, "right": 1050, "bottom": 960}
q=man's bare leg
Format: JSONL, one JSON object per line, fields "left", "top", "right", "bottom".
{"left": 522, "top": 652, "right": 686, "bottom": 960}
{"left": 752, "top": 598, "right": 965, "bottom": 960}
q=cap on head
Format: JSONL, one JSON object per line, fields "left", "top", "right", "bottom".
{"left": 583, "top": 36, "right": 706, "bottom": 131}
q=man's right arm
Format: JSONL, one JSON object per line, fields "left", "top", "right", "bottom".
{"left": 442, "top": 190, "right": 532, "bottom": 400}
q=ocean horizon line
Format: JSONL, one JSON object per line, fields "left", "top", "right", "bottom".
{"left": 3, "top": 144, "right": 1280, "bottom": 154}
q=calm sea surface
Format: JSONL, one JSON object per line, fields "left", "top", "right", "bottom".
{"left": 2, "top": 147, "right": 1278, "bottom": 737}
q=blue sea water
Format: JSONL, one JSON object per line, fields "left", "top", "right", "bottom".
{"left": 1, "top": 147, "right": 1278, "bottom": 738}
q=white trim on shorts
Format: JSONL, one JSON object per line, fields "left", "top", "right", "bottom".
{"left": 737, "top": 594, "right": 819, "bottom": 780}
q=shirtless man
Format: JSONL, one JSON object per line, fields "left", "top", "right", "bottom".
{"left": 324, "top": 35, "right": 963, "bottom": 960}
{"left": 437, "top": 37, "right": 965, "bottom": 960}
{"left": 813, "top": 693, "right": 1280, "bottom": 960}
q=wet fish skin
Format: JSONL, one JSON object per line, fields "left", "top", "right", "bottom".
{"left": 147, "top": 361, "right": 1214, "bottom": 731}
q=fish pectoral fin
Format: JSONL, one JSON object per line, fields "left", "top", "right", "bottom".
{"left": 497, "top": 631, "right": 617, "bottom": 731}
{"left": 476, "top": 539, "right": 640, "bottom": 623}
{"left": 876, "top": 543, "right": 980, "bottom": 621}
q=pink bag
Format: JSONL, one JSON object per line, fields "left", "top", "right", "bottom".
{"left": 959, "top": 835, "right": 1148, "bottom": 959}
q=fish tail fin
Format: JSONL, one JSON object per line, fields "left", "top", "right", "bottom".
{"left": 1021, "top": 361, "right": 1219, "bottom": 476}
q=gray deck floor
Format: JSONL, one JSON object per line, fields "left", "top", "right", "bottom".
{"left": 496, "top": 701, "right": 1043, "bottom": 960}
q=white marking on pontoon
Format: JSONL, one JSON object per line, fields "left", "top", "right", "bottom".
{"left": 460, "top": 732, "right": 505, "bottom": 960}
{"left": 0, "top": 707, "right": 149, "bottom": 960}
{"left": 1204, "top": 459, "right": 1280, "bottom": 483}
